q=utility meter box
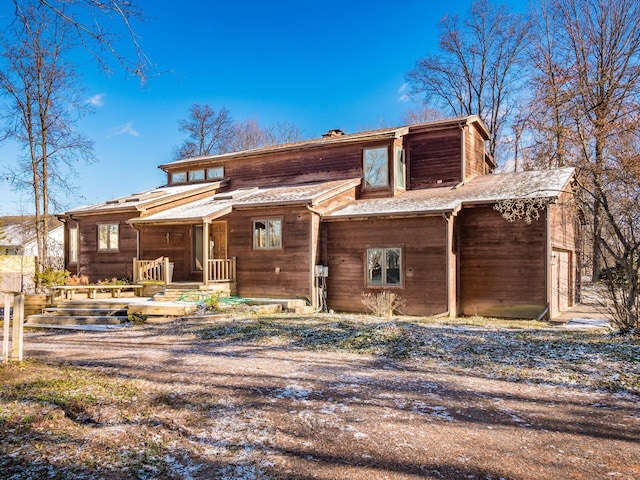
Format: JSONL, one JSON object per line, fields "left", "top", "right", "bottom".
{"left": 315, "top": 265, "right": 329, "bottom": 277}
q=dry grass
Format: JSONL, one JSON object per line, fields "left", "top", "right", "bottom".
{"left": 1, "top": 312, "right": 639, "bottom": 479}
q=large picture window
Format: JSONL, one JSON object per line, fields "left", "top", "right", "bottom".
{"left": 366, "top": 247, "right": 402, "bottom": 286}
{"left": 253, "top": 219, "right": 282, "bottom": 249}
{"left": 98, "top": 224, "right": 119, "bottom": 251}
{"left": 363, "top": 146, "right": 389, "bottom": 188}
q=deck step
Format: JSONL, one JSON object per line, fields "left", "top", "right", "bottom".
{"left": 26, "top": 314, "right": 127, "bottom": 325}
{"left": 43, "top": 307, "right": 128, "bottom": 316}
{"left": 128, "top": 302, "right": 198, "bottom": 317}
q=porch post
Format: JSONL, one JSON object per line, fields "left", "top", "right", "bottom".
{"left": 203, "top": 222, "right": 210, "bottom": 285}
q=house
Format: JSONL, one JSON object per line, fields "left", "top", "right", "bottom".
{"left": 0, "top": 216, "right": 64, "bottom": 292}
{"left": 58, "top": 115, "right": 580, "bottom": 319}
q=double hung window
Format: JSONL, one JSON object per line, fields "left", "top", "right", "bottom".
{"left": 98, "top": 224, "right": 119, "bottom": 251}
{"left": 366, "top": 247, "right": 402, "bottom": 286}
{"left": 253, "top": 219, "right": 282, "bottom": 249}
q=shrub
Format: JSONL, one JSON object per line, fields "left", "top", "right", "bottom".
{"left": 66, "top": 274, "right": 89, "bottom": 286}
{"left": 361, "top": 291, "right": 405, "bottom": 317}
{"left": 128, "top": 312, "right": 148, "bottom": 325}
{"left": 34, "top": 268, "right": 70, "bottom": 289}
{"left": 203, "top": 293, "right": 221, "bottom": 312}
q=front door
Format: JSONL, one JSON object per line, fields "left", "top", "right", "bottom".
{"left": 211, "top": 221, "right": 227, "bottom": 259}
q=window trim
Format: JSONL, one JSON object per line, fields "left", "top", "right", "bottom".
{"left": 252, "top": 218, "right": 283, "bottom": 250}
{"left": 365, "top": 247, "right": 403, "bottom": 288}
{"left": 363, "top": 145, "right": 390, "bottom": 189}
{"left": 97, "top": 223, "right": 119, "bottom": 252}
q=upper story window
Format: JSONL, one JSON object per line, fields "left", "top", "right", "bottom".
{"left": 171, "top": 172, "right": 187, "bottom": 184}
{"left": 395, "top": 147, "right": 406, "bottom": 190}
{"left": 207, "top": 166, "right": 224, "bottom": 179}
{"left": 366, "top": 247, "right": 402, "bottom": 287}
{"left": 363, "top": 146, "right": 389, "bottom": 188}
{"left": 188, "top": 169, "right": 205, "bottom": 182}
{"left": 98, "top": 224, "right": 119, "bottom": 251}
{"left": 253, "top": 218, "right": 282, "bottom": 249}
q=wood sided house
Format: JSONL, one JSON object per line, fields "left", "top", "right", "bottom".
{"left": 58, "top": 115, "right": 579, "bottom": 319}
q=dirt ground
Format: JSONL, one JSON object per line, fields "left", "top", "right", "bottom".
{"left": 2, "top": 316, "right": 640, "bottom": 480}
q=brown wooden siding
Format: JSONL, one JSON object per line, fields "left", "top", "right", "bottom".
{"left": 457, "top": 206, "right": 547, "bottom": 318}
{"left": 464, "top": 124, "right": 487, "bottom": 180}
{"left": 323, "top": 217, "right": 448, "bottom": 316}
{"left": 407, "top": 128, "right": 463, "bottom": 189}
{"left": 74, "top": 212, "right": 138, "bottom": 282}
{"left": 228, "top": 206, "right": 313, "bottom": 300}
{"left": 138, "top": 224, "right": 199, "bottom": 282}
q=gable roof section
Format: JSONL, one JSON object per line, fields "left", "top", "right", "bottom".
{"left": 325, "top": 168, "right": 575, "bottom": 220}
{"left": 128, "top": 178, "right": 361, "bottom": 225}
{"left": 64, "top": 182, "right": 224, "bottom": 216}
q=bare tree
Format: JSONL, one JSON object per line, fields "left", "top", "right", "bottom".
{"left": 173, "top": 104, "right": 234, "bottom": 159}
{"left": 174, "top": 105, "right": 305, "bottom": 158}
{"left": 405, "top": 0, "right": 529, "bottom": 164}
{"left": 26, "top": 0, "right": 150, "bottom": 79}
{"left": 0, "top": 2, "right": 94, "bottom": 285}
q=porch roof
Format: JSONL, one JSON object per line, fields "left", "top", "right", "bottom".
{"left": 127, "top": 178, "right": 361, "bottom": 225}
{"left": 324, "top": 168, "right": 575, "bottom": 220}
{"left": 64, "top": 182, "right": 223, "bottom": 216}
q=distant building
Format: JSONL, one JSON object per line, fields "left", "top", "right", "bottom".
{"left": 0, "top": 216, "right": 64, "bottom": 292}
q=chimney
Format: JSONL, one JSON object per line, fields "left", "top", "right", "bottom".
{"left": 322, "top": 128, "right": 346, "bottom": 138}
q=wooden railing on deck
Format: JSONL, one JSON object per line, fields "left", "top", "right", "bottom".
{"left": 133, "top": 257, "right": 170, "bottom": 284}
{"left": 207, "top": 257, "right": 236, "bottom": 283}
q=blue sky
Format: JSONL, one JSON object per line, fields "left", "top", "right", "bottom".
{"left": 0, "top": 0, "right": 506, "bottom": 214}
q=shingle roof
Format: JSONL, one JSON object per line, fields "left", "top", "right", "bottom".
{"left": 0, "top": 215, "right": 63, "bottom": 246}
{"left": 325, "top": 168, "right": 575, "bottom": 219}
{"left": 65, "top": 183, "right": 221, "bottom": 215}
{"left": 128, "top": 178, "right": 361, "bottom": 225}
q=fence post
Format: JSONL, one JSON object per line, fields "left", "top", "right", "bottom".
{"left": 2, "top": 293, "right": 9, "bottom": 364}
{"left": 11, "top": 294, "right": 24, "bottom": 362}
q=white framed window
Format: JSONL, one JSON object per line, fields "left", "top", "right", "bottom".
{"left": 188, "top": 169, "right": 205, "bottom": 181}
{"left": 366, "top": 247, "right": 402, "bottom": 286}
{"left": 363, "top": 146, "right": 389, "bottom": 188}
{"left": 207, "top": 166, "right": 224, "bottom": 179}
{"left": 395, "top": 147, "right": 405, "bottom": 189}
{"left": 69, "top": 226, "right": 79, "bottom": 263}
{"left": 253, "top": 219, "right": 282, "bottom": 249}
{"left": 98, "top": 224, "right": 119, "bottom": 251}
{"left": 171, "top": 172, "right": 187, "bottom": 183}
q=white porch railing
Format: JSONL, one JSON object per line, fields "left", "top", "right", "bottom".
{"left": 207, "top": 257, "right": 236, "bottom": 284}
{"left": 133, "top": 257, "right": 171, "bottom": 284}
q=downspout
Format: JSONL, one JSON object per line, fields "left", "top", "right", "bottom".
{"left": 460, "top": 123, "right": 467, "bottom": 184}
{"left": 307, "top": 205, "right": 323, "bottom": 310}
{"left": 544, "top": 205, "right": 552, "bottom": 320}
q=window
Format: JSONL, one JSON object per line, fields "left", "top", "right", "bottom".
{"left": 188, "top": 169, "right": 205, "bottom": 181}
{"left": 171, "top": 172, "right": 187, "bottom": 183}
{"left": 366, "top": 247, "right": 402, "bottom": 286}
{"left": 253, "top": 219, "right": 282, "bottom": 249}
{"left": 363, "top": 146, "right": 389, "bottom": 188}
{"left": 395, "top": 147, "right": 405, "bottom": 189}
{"left": 98, "top": 224, "right": 119, "bottom": 251}
{"left": 207, "top": 166, "right": 224, "bottom": 179}
{"left": 69, "top": 226, "right": 79, "bottom": 263}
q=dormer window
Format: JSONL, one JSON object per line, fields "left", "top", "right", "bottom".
{"left": 171, "top": 172, "right": 187, "bottom": 184}
{"left": 207, "top": 166, "right": 224, "bottom": 179}
{"left": 188, "top": 169, "right": 205, "bottom": 182}
{"left": 363, "top": 146, "right": 389, "bottom": 188}
{"left": 395, "top": 147, "right": 406, "bottom": 190}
